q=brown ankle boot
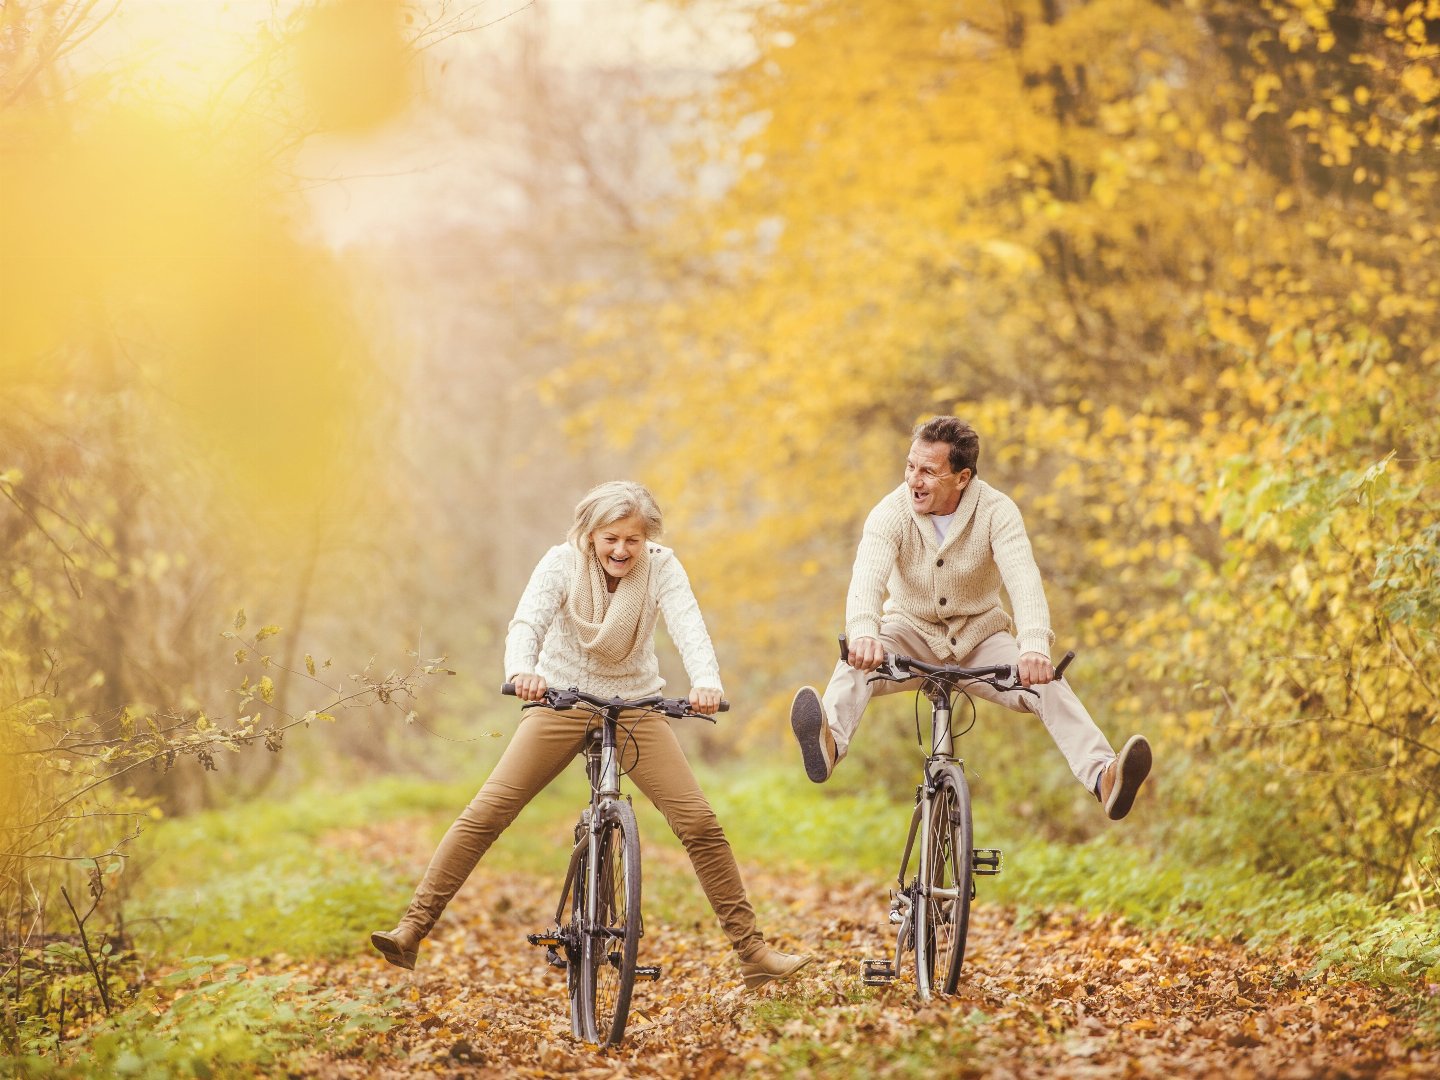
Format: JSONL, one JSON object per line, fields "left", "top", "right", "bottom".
{"left": 737, "top": 945, "right": 813, "bottom": 990}
{"left": 1098, "top": 735, "right": 1152, "bottom": 821}
{"left": 370, "top": 926, "right": 420, "bottom": 970}
{"left": 790, "top": 687, "right": 837, "bottom": 783}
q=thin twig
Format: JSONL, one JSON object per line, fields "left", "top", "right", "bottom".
{"left": 59, "top": 884, "right": 111, "bottom": 1015}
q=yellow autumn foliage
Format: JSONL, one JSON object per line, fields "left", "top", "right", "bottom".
{"left": 551, "top": 0, "right": 1440, "bottom": 899}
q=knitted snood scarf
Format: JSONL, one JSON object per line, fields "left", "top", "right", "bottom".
{"left": 565, "top": 545, "right": 652, "bottom": 664}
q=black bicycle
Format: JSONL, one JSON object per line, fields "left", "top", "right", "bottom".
{"left": 856, "top": 639, "right": 1073, "bottom": 999}
{"left": 502, "top": 683, "right": 725, "bottom": 1047}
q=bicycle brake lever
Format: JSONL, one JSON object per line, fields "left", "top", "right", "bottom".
{"left": 865, "top": 660, "right": 906, "bottom": 684}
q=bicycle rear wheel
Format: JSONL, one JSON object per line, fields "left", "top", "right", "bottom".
{"left": 575, "top": 799, "right": 642, "bottom": 1046}
{"left": 921, "top": 764, "right": 972, "bottom": 996}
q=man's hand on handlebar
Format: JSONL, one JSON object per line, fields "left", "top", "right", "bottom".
{"left": 689, "top": 687, "right": 723, "bottom": 715}
{"left": 846, "top": 636, "right": 886, "bottom": 672}
{"left": 510, "top": 673, "right": 548, "bottom": 701}
{"left": 1017, "top": 652, "right": 1053, "bottom": 687}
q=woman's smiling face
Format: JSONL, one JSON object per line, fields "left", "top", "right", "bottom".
{"left": 591, "top": 513, "right": 647, "bottom": 580}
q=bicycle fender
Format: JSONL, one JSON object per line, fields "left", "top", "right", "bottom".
{"left": 896, "top": 801, "right": 923, "bottom": 886}
{"left": 555, "top": 837, "right": 586, "bottom": 926}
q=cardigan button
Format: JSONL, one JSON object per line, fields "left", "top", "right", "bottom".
{"left": 936, "top": 558, "right": 944, "bottom": 567}
{"left": 950, "top": 636, "right": 957, "bottom": 645}
{"left": 939, "top": 598, "right": 947, "bottom": 606}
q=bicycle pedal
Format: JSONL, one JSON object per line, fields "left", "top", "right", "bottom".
{"left": 527, "top": 932, "right": 563, "bottom": 948}
{"left": 862, "top": 959, "right": 897, "bottom": 985}
{"left": 972, "top": 848, "right": 1003, "bottom": 875}
{"left": 633, "top": 965, "right": 662, "bottom": 981}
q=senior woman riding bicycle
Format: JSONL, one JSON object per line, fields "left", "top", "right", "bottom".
{"left": 372, "top": 480, "right": 811, "bottom": 989}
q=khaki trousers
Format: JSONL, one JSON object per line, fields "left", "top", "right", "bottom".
{"left": 823, "top": 626, "right": 1116, "bottom": 791}
{"left": 397, "top": 706, "right": 763, "bottom": 956}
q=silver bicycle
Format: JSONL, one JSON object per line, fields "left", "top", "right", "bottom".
{"left": 857, "top": 640, "right": 1073, "bottom": 999}
{"left": 504, "top": 683, "right": 724, "bottom": 1046}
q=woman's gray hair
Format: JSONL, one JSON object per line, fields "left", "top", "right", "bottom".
{"left": 567, "top": 481, "right": 664, "bottom": 552}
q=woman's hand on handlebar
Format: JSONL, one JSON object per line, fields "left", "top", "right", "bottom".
{"left": 689, "top": 686, "right": 723, "bottom": 715}
{"left": 510, "top": 673, "right": 548, "bottom": 701}
{"left": 1017, "top": 652, "right": 1053, "bottom": 687}
{"left": 846, "top": 635, "right": 886, "bottom": 672}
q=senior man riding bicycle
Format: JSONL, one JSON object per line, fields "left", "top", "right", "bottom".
{"left": 790, "top": 416, "right": 1152, "bottom": 819}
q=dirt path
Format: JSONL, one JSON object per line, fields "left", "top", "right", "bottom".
{"left": 297, "top": 819, "right": 1439, "bottom": 1078}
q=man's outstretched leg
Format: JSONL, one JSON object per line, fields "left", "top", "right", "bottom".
{"left": 956, "top": 632, "right": 1153, "bottom": 820}
{"left": 790, "top": 623, "right": 933, "bottom": 783}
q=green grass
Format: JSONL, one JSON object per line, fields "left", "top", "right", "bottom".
{"left": 129, "top": 774, "right": 589, "bottom": 960}
{"left": 124, "top": 755, "right": 1439, "bottom": 1017}
{"left": 129, "top": 760, "right": 1440, "bottom": 976}
{"left": 32, "top": 748, "right": 1425, "bottom": 1079}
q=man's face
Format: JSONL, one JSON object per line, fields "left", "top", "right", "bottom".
{"left": 905, "top": 439, "right": 970, "bottom": 516}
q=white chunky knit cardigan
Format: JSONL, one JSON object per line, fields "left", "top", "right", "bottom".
{"left": 504, "top": 543, "right": 724, "bottom": 699}
{"left": 846, "top": 480, "right": 1056, "bottom": 661}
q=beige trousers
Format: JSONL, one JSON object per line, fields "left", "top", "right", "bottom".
{"left": 823, "top": 625, "right": 1116, "bottom": 791}
{"left": 396, "top": 706, "right": 763, "bottom": 956}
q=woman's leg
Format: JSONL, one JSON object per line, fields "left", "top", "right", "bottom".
{"left": 622, "top": 716, "right": 764, "bottom": 957}
{"left": 396, "top": 707, "right": 588, "bottom": 940}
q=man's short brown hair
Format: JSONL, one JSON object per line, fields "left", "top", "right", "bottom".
{"left": 913, "top": 416, "right": 979, "bottom": 476}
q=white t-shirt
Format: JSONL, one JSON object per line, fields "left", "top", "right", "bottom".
{"left": 930, "top": 511, "right": 955, "bottom": 544}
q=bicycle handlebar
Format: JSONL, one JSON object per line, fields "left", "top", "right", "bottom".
{"left": 501, "top": 682, "right": 728, "bottom": 721}
{"left": 839, "top": 634, "right": 1075, "bottom": 686}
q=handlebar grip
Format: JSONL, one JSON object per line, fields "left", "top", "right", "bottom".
{"left": 717, "top": 701, "right": 730, "bottom": 713}
{"left": 501, "top": 682, "right": 516, "bottom": 696}
{"left": 839, "top": 634, "right": 849, "bottom": 663}
{"left": 1054, "top": 651, "right": 1075, "bottom": 679}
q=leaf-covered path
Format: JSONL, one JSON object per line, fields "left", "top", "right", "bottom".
{"left": 296, "top": 818, "right": 1439, "bottom": 1078}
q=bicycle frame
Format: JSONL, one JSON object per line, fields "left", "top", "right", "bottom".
{"left": 582, "top": 710, "right": 623, "bottom": 915}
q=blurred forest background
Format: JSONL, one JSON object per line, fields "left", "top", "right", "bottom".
{"left": 2, "top": 0, "right": 1438, "bottom": 1072}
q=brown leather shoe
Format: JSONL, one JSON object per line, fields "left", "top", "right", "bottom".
{"left": 1098, "top": 735, "right": 1152, "bottom": 820}
{"left": 371, "top": 926, "right": 420, "bottom": 970}
{"left": 790, "top": 687, "right": 837, "bottom": 783}
{"left": 738, "top": 945, "right": 813, "bottom": 990}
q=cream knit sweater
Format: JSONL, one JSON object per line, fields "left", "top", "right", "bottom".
{"left": 505, "top": 542, "right": 724, "bottom": 699}
{"left": 846, "top": 480, "right": 1055, "bottom": 661}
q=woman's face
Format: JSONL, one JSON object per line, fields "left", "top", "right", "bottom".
{"left": 591, "top": 513, "right": 647, "bottom": 580}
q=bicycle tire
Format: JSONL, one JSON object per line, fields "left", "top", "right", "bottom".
{"left": 563, "top": 818, "right": 588, "bottom": 1041}
{"left": 574, "top": 799, "right": 642, "bottom": 1046}
{"left": 920, "top": 764, "right": 972, "bottom": 996}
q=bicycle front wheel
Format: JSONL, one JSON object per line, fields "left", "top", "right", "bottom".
{"left": 576, "top": 799, "right": 642, "bottom": 1046}
{"left": 922, "top": 764, "right": 973, "bottom": 996}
